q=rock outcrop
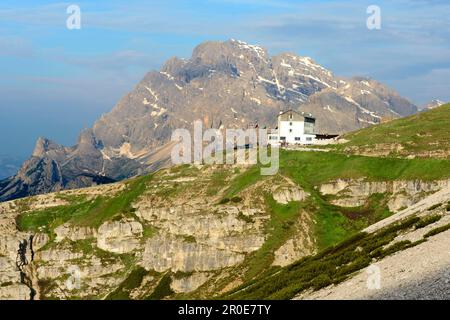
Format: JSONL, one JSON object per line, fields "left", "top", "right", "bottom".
{"left": 273, "top": 186, "right": 309, "bottom": 204}
{"left": 141, "top": 235, "right": 246, "bottom": 273}
{"left": 320, "top": 179, "right": 450, "bottom": 211}
{"left": 97, "top": 219, "right": 143, "bottom": 254}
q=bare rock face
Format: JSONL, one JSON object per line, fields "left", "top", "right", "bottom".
{"left": 32, "top": 233, "right": 49, "bottom": 251}
{"left": 37, "top": 249, "right": 84, "bottom": 262}
{"left": 0, "top": 283, "right": 30, "bottom": 300}
{"left": 137, "top": 193, "right": 266, "bottom": 275}
{"left": 5, "top": 155, "right": 450, "bottom": 301}
{"left": 0, "top": 256, "right": 20, "bottom": 284}
{"left": 273, "top": 186, "right": 309, "bottom": 204}
{"left": 320, "top": 179, "right": 450, "bottom": 211}
{"left": 55, "top": 224, "right": 97, "bottom": 243}
{"left": 136, "top": 205, "right": 266, "bottom": 253}
{"left": 97, "top": 219, "right": 143, "bottom": 254}
{"left": 273, "top": 210, "right": 316, "bottom": 267}
{"left": 141, "top": 235, "right": 246, "bottom": 273}
{"left": 423, "top": 99, "right": 445, "bottom": 111}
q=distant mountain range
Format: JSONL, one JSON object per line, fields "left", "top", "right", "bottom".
{"left": 422, "top": 99, "right": 446, "bottom": 111}
{"left": 0, "top": 39, "right": 418, "bottom": 202}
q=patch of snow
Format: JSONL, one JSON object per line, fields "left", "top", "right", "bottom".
{"left": 231, "top": 39, "right": 268, "bottom": 63}
{"left": 324, "top": 105, "right": 336, "bottom": 113}
{"left": 344, "top": 96, "right": 360, "bottom": 106}
{"left": 151, "top": 107, "right": 167, "bottom": 117}
{"left": 100, "top": 149, "right": 111, "bottom": 161}
{"left": 258, "top": 75, "right": 306, "bottom": 101}
{"left": 295, "top": 56, "right": 333, "bottom": 76}
{"left": 272, "top": 70, "right": 283, "bottom": 93}
{"left": 345, "top": 96, "right": 382, "bottom": 119}
{"left": 280, "top": 60, "right": 292, "bottom": 68}
{"left": 144, "top": 86, "right": 158, "bottom": 101}
{"left": 295, "top": 73, "right": 334, "bottom": 88}
{"left": 358, "top": 118, "right": 377, "bottom": 125}
{"left": 389, "top": 109, "right": 401, "bottom": 117}
{"left": 160, "top": 71, "right": 174, "bottom": 81}
{"left": 258, "top": 76, "right": 276, "bottom": 85}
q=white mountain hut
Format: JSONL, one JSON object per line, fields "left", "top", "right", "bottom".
{"left": 267, "top": 110, "right": 317, "bottom": 146}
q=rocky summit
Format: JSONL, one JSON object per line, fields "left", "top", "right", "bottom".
{"left": 0, "top": 39, "right": 417, "bottom": 202}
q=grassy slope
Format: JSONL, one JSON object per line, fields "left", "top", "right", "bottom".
{"left": 189, "top": 149, "right": 450, "bottom": 290}
{"left": 278, "top": 150, "right": 450, "bottom": 248}
{"left": 222, "top": 215, "right": 434, "bottom": 300}
{"left": 18, "top": 150, "right": 450, "bottom": 270}
{"left": 332, "top": 103, "right": 450, "bottom": 157}
{"left": 14, "top": 123, "right": 450, "bottom": 299}
{"left": 17, "top": 174, "right": 152, "bottom": 233}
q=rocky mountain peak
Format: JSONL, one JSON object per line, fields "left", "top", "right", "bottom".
{"left": 423, "top": 99, "right": 446, "bottom": 110}
{"left": 32, "top": 137, "right": 63, "bottom": 158}
{"left": 1, "top": 39, "right": 418, "bottom": 202}
{"left": 77, "top": 129, "right": 101, "bottom": 151}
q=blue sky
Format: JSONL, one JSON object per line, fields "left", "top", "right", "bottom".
{"left": 1, "top": 0, "right": 450, "bottom": 159}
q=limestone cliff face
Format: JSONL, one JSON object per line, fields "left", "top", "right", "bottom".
{"left": 1, "top": 163, "right": 448, "bottom": 300}
{"left": 97, "top": 219, "right": 143, "bottom": 254}
{"left": 0, "top": 166, "right": 310, "bottom": 299}
{"left": 320, "top": 179, "right": 450, "bottom": 211}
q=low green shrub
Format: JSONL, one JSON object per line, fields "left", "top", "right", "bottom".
{"left": 424, "top": 223, "right": 450, "bottom": 238}
{"left": 145, "top": 273, "right": 174, "bottom": 300}
{"left": 427, "top": 203, "right": 442, "bottom": 211}
{"left": 237, "top": 212, "right": 254, "bottom": 223}
{"left": 106, "top": 267, "right": 149, "bottom": 300}
{"left": 218, "top": 198, "right": 230, "bottom": 205}
{"left": 414, "top": 215, "right": 442, "bottom": 229}
{"left": 231, "top": 196, "right": 243, "bottom": 203}
{"left": 222, "top": 215, "right": 426, "bottom": 300}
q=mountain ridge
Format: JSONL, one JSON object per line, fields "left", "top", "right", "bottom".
{"left": 0, "top": 39, "right": 418, "bottom": 202}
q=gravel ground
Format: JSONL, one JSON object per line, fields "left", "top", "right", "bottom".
{"left": 368, "top": 268, "right": 450, "bottom": 300}
{"left": 297, "top": 229, "right": 450, "bottom": 300}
